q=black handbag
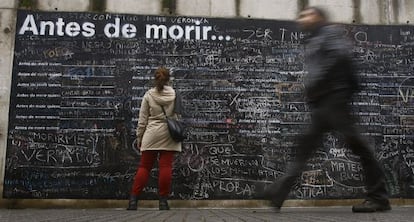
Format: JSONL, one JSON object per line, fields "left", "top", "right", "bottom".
{"left": 160, "top": 106, "right": 186, "bottom": 142}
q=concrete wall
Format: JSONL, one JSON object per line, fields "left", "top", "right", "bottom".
{"left": 0, "top": 0, "right": 17, "bottom": 208}
{"left": 16, "top": 0, "right": 414, "bottom": 23}
{"left": 0, "top": 0, "right": 413, "bottom": 208}
{"left": 106, "top": 0, "right": 162, "bottom": 14}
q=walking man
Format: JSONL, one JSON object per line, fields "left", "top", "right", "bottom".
{"left": 265, "top": 6, "right": 391, "bottom": 213}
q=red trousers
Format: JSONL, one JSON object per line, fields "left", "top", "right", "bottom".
{"left": 130, "top": 150, "right": 175, "bottom": 197}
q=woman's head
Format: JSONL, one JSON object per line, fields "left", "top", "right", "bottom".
{"left": 154, "top": 67, "right": 170, "bottom": 91}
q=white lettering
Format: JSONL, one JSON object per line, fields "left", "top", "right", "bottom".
{"left": 56, "top": 18, "right": 65, "bottom": 36}
{"left": 202, "top": 26, "right": 212, "bottom": 40}
{"left": 169, "top": 25, "right": 184, "bottom": 39}
{"left": 39, "top": 21, "right": 54, "bottom": 35}
{"left": 19, "top": 14, "right": 96, "bottom": 38}
{"left": 82, "top": 22, "right": 95, "bottom": 37}
{"left": 122, "top": 23, "right": 137, "bottom": 38}
{"left": 65, "top": 22, "right": 81, "bottom": 37}
{"left": 19, "top": 14, "right": 39, "bottom": 35}
{"left": 104, "top": 18, "right": 137, "bottom": 38}
{"left": 104, "top": 17, "right": 120, "bottom": 38}
{"left": 146, "top": 24, "right": 168, "bottom": 39}
{"left": 146, "top": 24, "right": 212, "bottom": 40}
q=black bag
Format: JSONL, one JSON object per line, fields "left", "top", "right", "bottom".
{"left": 164, "top": 115, "right": 186, "bottom": 142}
{"left": 160, "top": 94, "right": 186, "bottom": 142}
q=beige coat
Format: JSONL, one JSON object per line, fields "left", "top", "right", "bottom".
{"left": 136, "top": 86, "right": 182, "bottom": 152}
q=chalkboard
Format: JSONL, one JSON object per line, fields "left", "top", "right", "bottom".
{"left": 3, "top": 10, "right": 414, "bottom": 200}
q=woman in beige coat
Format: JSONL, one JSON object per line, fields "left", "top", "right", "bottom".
{"left": 127, "top": 67, "right": 181, "bottom": 210}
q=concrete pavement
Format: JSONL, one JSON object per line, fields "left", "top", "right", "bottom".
{"left": 1, "top": 206, "right": 413, "bottom": 222}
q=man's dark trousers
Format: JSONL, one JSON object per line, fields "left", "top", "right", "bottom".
{"left": 267, "top": 93, "right": 389, "bottom": 207}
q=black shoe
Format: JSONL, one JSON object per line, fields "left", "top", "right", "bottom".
{"left": 126, "top": 196, "right": 138, "bottom": 210}
{"left": 269, "top": 200, "right": 281, "bottom": 212}
{"left": 263, "top": 181, "right": 290, "bottom": 212}
{"left": 352, "top": 200, "right": 391, "bottom": 213}
{"left": 159, "top": 197, "right": 170, "bottom": 210}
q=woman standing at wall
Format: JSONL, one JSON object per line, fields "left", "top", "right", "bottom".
{"left": 127, "top": 67, "right": 182, "bottom": 210}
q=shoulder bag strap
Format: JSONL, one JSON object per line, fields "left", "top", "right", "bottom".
{"left": 160, "top": 105, "right": 167, "bottom": 117}
{"left": 174, "top": 89, "right": 183, "bottom": 115}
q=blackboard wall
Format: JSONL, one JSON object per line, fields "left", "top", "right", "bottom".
{"left": 3, "top": 10, "right": 414, "bottom": 200}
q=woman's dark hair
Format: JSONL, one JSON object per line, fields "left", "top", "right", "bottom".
{"left": 154, "top": 67, "right": 170, "bottom": 92}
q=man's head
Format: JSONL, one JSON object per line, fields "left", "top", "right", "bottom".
{"left": 297, "top": 6, "right": 327, "bottom": 32}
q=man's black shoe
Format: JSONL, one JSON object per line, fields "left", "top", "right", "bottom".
{"left": 269, "top": 200, "right": 281, "bottom": 212}
{"left": 352, "top": 200, "right": 391, "bottom": 213}
{"left": 263, "top": 183, "right": 283, "bottom": 212}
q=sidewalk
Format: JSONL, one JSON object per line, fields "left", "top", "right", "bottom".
{"left": 1, "top": 206, "right": 413, "bottom": 222}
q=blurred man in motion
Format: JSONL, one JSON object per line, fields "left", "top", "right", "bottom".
{"left": 264, "top": 6, "right": 391, "bottom": 213}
